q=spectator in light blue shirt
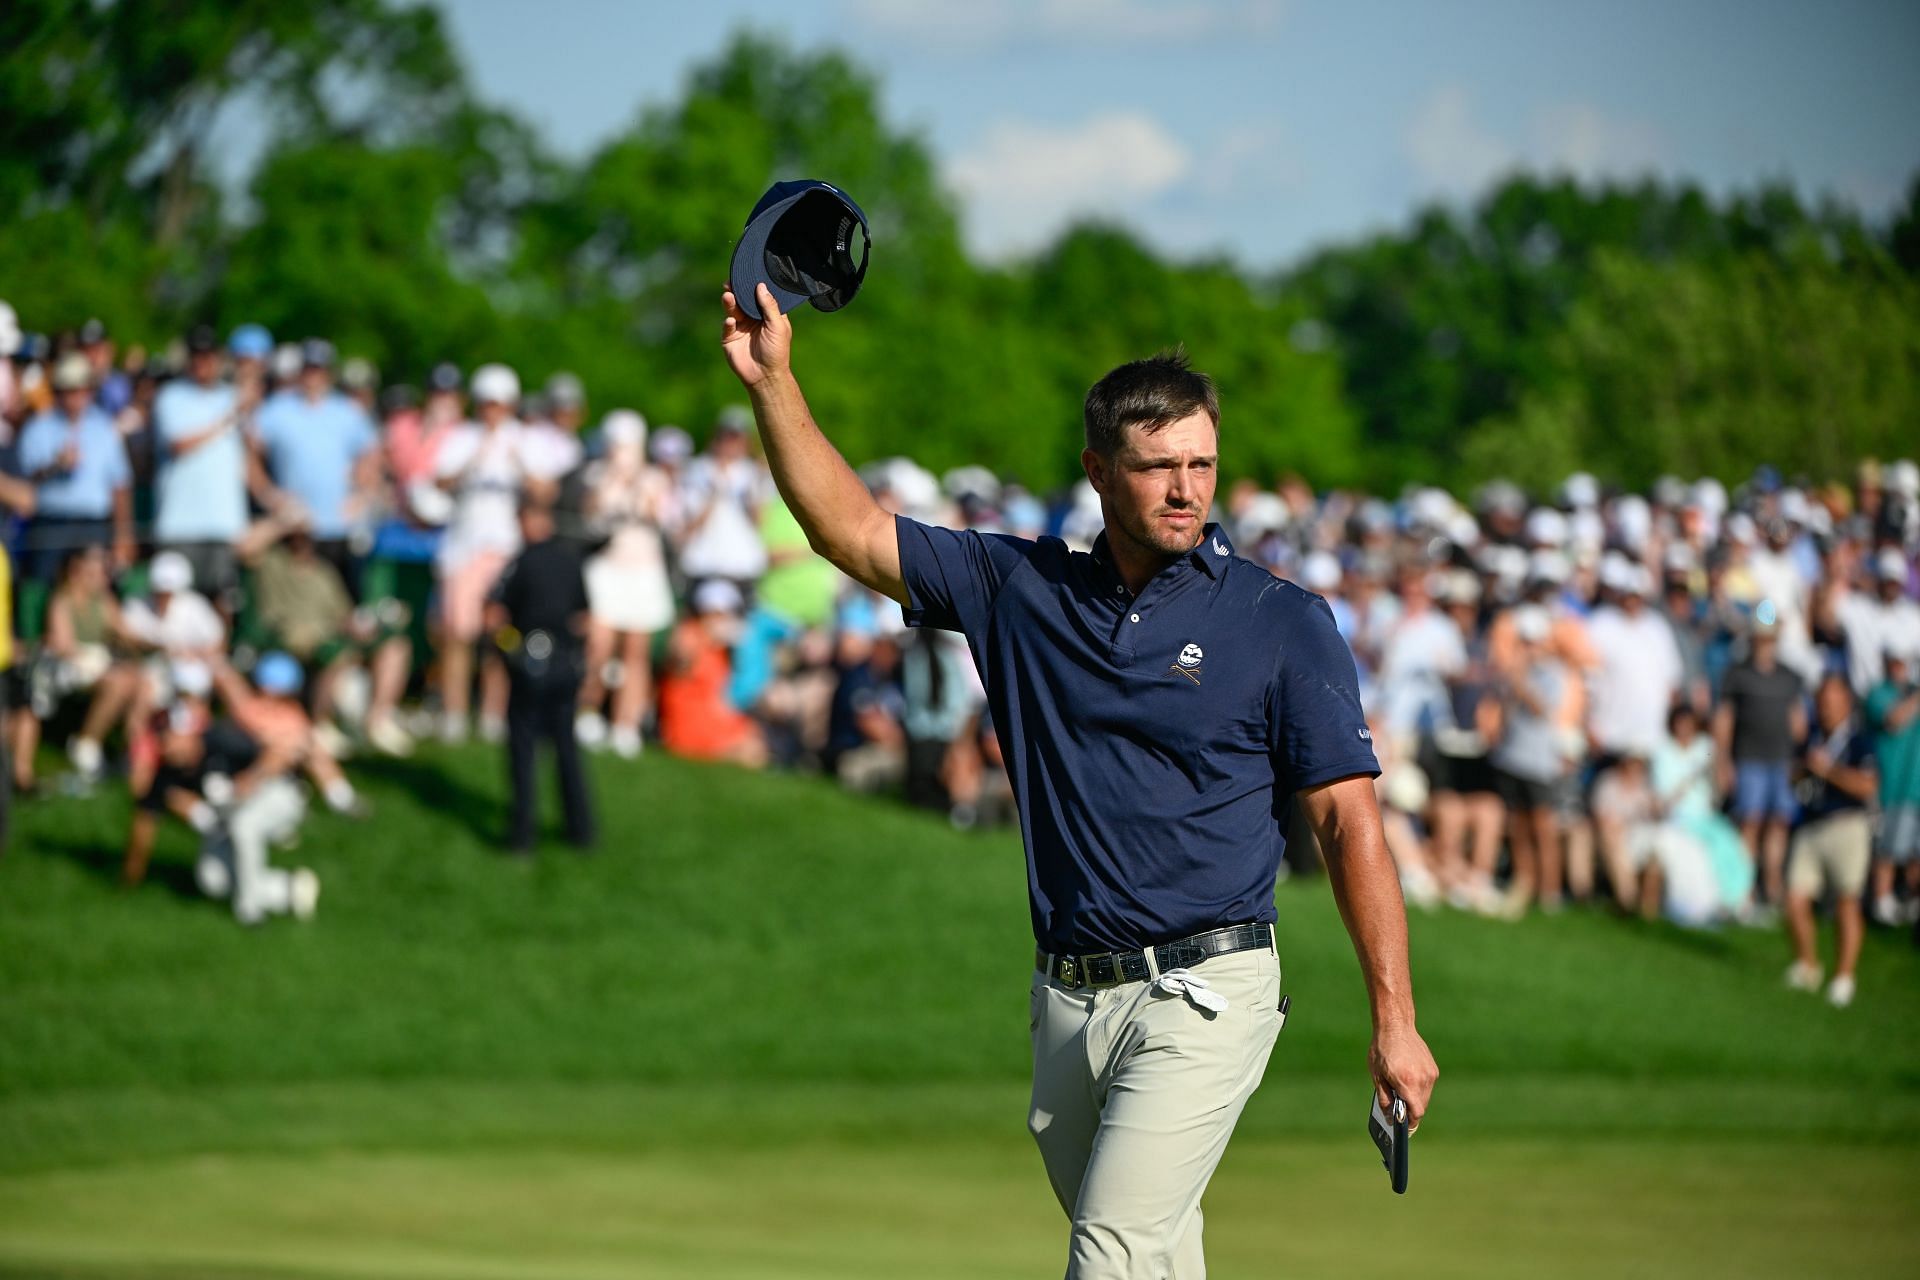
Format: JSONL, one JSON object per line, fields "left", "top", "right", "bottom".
{"left": 251, "top": 338, "right": 379, "bottom": 587}
{"left": 153, "top": 326, "right": 254, "bottom": 607}
{"left": 16, "top": 352, "right": 132, "bottom": 581}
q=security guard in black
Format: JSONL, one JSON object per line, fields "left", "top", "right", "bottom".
{"left": 489, "top": 500, "right": 595, "bottom": 852}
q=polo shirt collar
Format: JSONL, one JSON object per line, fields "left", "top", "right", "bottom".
{"left": 1089, "top": 522, "right": 1234, "bottom": 588}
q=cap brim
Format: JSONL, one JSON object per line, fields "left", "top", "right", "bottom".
{"left": 729, "top": 190, "right": 819, "bottom": 322}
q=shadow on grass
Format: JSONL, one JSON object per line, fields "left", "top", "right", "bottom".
{"left": 1611, "top": 911, "right": 1745, "bottom": 962}
{"left": 30, "top": 832, "right": 204, "bottom": 903}
{"left": 350, "top": 753, "right": 502, "bottom": 848}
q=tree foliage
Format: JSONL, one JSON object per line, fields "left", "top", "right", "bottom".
{"left": 3, "top": 8, "right": 1915, "bottom": 492}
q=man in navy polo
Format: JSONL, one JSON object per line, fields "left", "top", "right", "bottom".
{"left": 721, "top": 281, "right": 1438, "bottom": 1279}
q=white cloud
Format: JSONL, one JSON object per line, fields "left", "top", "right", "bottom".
{"left": 1530, "top": 104, "right": 1661, "bottom": 183}
{"left": 1406, "top": 85, "right": 1517, "bottom": 197}
{"left": 848, "top": 0, "right": 1288, "bottom": 50}
{"left": 947, "top": 112, "right": 1194, "bottom": 258}
{"left": 1406, "top": 85, "right": 1663, "bottom": 199}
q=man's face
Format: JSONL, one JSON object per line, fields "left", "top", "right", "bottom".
{"left": 300, "top": 366, "right": 331, "bottom": 399}
{"left": 190, "top": 351, "right": 221, "bottom": 385}
{"left": 57, "top": 385, "right": 92, "bottom": 418}
{"left": 1083, "top": 410, "right": 1218, "bottom": 562}
{"left": 519, "top": 506, "right": 553, "bottom": 544}
{"left": 1817, "top": 678, "right": 1851, "bottom": 729}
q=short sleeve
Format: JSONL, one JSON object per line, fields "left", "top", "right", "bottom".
{"left": 152, "top": 387, "right": 183, "bottom": 441}
{"left": 1269, "top": 592, "right": 1382, "bottom": 791}
{"left": 187, "top": 596, "right": 226, "bottom": 650}
{"left": 894, "top": 515, "right": 1036, "bottom": 636}
{"left": 16, "top": 418, "right": 54, "bottom": 473}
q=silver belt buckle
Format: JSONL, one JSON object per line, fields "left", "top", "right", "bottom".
{"left": 1058, "top": 955, "right": 1079, "bottom": 988}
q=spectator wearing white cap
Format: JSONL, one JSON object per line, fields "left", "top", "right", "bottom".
{"left": 1428, "top": 568, "right": 1506, "bottom": 912}
{"left": 1747, "top": 515, "right": 1819, "bottom": 683}
{"left": 1298, "top": 550, "right": 1353, "bottom": 645}
{"left": 250, "top": 338, "right": 381, "bottom": 589}
{"left": 85, "top": 550, "right": 226, "bottom": 782}
{"left": 1830, "top": 549, "right": 1920, "bottom": 697}
{"left": 575, "top": 410, "right": 676, "bottom": 757}
{"left": 1375, "top": 565, "right": 1466, "bottom": 744}
{"left": 677, "top": 405, "right": 770, "bottom": 595}
{"left": 17, "top": 351, "right": 134, "bottom": 581}
{"left": 1490, "top": 604, "right": 1577, "bottom": 916}
{"left": 1587, "top": 556, "right": 1685, "bottom": 760}
{"left": 431, "top": 363, "right": 573, "bottom": 742}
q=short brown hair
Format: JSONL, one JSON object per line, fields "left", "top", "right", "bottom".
{"left": 1083, "top": 348, "right": 1219, "bottom": 457}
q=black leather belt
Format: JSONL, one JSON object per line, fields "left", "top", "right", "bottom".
{"left": 1036, "top": 922, "right": 1275, "bottom": 991}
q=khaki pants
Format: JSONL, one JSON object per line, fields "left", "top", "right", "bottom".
{"left": 1029, "top": 943, "right": 1284, "bottom": 1280}
{"left": 1787, "top": 810, "right": 1873, "bottom": 899}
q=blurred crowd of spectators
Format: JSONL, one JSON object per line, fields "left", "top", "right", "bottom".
{"left": 2, "top": 306, "right": 1917, "bottom": 1000}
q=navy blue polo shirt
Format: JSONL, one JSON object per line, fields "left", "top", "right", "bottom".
{"left": 896, "top": 516, "right": 1379, "bottom": 953}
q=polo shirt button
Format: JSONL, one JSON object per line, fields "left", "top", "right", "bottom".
{"left": 1129, "top": 613, "right": 1140, "bottom": 622}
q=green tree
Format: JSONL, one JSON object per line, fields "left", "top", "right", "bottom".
{"left": 0, "top": 0, "right": 471, "bottom": 338}
{"left": 1463, "top": 247, "right": 1920, "bottom": 489}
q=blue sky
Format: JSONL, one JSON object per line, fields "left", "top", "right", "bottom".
{"left": 437, "top": 0, "right": 1920, "bottom": 266}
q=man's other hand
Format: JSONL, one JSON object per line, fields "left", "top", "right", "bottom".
{"left": 721, "top": 282, "right": 792, "bottom": 388}
{"left": 1370, "top": 1021, "right": 1439, "bottom": 1133}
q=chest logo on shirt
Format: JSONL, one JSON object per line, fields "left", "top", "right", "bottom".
{"left": 1170, "top": 642, "right": 1205, "bottom": 684}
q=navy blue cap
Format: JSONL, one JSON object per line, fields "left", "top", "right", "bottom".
{"left": 729, "top": 179, "right": 871, "bottom": 321}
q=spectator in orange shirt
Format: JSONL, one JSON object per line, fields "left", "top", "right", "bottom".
{"left": 658, "top": 580, "right": 766, "bottom": 768}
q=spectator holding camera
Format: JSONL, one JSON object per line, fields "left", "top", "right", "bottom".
{"left": 1783, "top": 672, "right": 1878, "bottom": 1007}
{"left": 17, "top": 352, "right": 134, "bottom": 581}
{"left": 152, "top": 325, "right": 254, "bottom": 613}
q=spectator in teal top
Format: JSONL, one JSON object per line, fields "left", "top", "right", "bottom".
{"left": 1865, "top": 649, "right": 1920, "bottom": 926}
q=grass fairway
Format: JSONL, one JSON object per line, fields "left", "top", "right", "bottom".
{"left": 4, "top": 747, "right": 1919, "bottom": 1276}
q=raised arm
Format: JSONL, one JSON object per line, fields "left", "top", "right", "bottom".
{"left": 1297, "top": 774, "right": 1440, "bottom": 1130}
{"left": 720, "top": 282, "right": 904, "bottom": 604}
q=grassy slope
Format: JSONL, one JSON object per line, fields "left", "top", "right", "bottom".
{"left": 3, "top": 747, "right": 1918, "bottom": 1276}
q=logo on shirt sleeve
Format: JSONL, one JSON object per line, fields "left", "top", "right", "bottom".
{"left": 1170, "top": 642, "right": 1204, "bottom": 684}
